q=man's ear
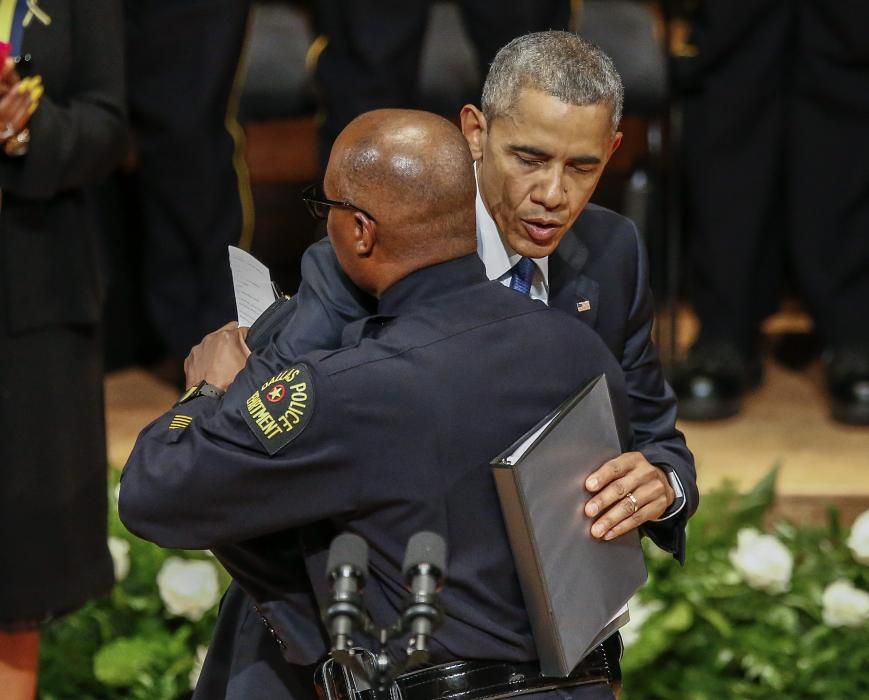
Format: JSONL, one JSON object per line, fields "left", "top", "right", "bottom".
{"left": 460, "top": 104, "right": 487, "bottom": 161}
{"left": 608, "top": 131, "right": 623, "bottom": 159}
{"left": 354, "top": 212, "right": 376, "bottom": 256}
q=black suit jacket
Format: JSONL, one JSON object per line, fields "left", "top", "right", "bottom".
{"left": 0, "top": 0, "right": 127, "bottom": 335}
{"left": 548, "top": 204, "right": 696, "bottom": 557}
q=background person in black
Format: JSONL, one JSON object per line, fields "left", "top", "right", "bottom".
{"left": 671, "top": 0, "right": 869, "bottom": 424}
{"left": 314, "top": 0, "right": 572, "bottom": 167}
{"left": 121, "top": 110, "right": 635, "bottom": 699}
{"left": 0, "top": 1, "right": 127, "bottom": 696}
{"left": 124, "top": 0, "right": 254, "bottom": 373}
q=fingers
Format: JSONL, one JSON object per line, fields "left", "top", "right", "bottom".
{"left": 0, "top": 88, "right": 30, "bottom": 134}
{"left": 0, "top": 77, "right": 40, "bottom": 136}
{"left": 591, "top": 481, "right": 668, "bottom": 541}
{"left": 585, "top": 452, "right": 674, "bottom": 540}
{"left": 215, "top": 321, "right": 250, "bottom": 356}
{"left": 1, "top": 58, "right": 18, "bottom": 83}
{"left": 584, "top": 453, "right": 646, "bottom": 515}
{"left": 186, "top": 323, "right": 251, "bottom": 390}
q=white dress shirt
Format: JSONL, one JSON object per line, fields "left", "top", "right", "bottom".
{"left": 475, "top": 189, "right": 550, "bottom": 303}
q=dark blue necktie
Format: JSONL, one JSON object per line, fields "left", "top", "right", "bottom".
{"left": 509, "top": 256, "right": 536, "bottom": 296}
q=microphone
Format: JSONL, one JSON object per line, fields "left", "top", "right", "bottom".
{"left": 401, "top": 532, "right": 447, "bottom": 661}
{"left": 325, "top": 533, "right": 369, "bottom": 655}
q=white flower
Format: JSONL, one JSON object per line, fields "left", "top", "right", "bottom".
{"left": 847, "top": 509, "right": 869, "bottom": 565}
{"left": 821, "top": 579, "right": 869, "bottom": 628}
{"left": 189, "top": 645, "right": 209, "bottom": 689}
{"left": 620, "top": 595, "right": 664, "bottom": 648}
{"left": 108, "top": 536, "right": 130, "bottom": 582}
{"left": 156, "top": 557, "right": 221, "bottom": 621}
{"left": 729, "top": 528, "right": 793, "bottom": 593}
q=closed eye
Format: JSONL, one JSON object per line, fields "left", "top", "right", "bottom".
{"left": 515, "top": 154, "right": 543, "bottom": 167}
{"left": 571, "top": 163, "right": 596, "bottom": 174}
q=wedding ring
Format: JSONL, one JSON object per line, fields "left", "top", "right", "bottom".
{"left": 626, "top": 492, "right": 639, "bottom": 514}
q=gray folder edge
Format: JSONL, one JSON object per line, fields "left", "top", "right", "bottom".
{"left": 491, "top": 374, "right": 647, "bottom": 677}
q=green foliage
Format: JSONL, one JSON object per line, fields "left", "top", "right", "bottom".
{"left": 38, "top": 472, "right": 228, "bottom": 700}
{"left": 37, "top": 469, "right": 867, "bottom": 699}
{"left": 622, "top": 468, "right": 869, "bottom": 700}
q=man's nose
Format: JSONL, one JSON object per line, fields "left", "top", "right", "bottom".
{"left": 532, "top": 170, "right": 566, "bottom": 210}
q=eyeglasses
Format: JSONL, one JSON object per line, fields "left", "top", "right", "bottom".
{"left": 301, "top": 184, "right": 377, "bottom": 222}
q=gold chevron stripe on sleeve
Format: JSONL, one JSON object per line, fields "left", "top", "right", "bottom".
{"left": 169, "top": 414, "right": 194, "bottom": 430}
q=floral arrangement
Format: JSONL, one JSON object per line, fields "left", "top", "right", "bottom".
{"left": 38, "top": 470, "right": 868, "bottom": 699}
{"left": 620, "top": 469, "right": 869, "bottom": 699}
{"left": 38, "top": 480, "right": 227, "bottom": 700}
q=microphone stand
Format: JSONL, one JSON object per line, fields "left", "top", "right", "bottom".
{"left": 324, "top": 532, "right": 447, "bottom": 692}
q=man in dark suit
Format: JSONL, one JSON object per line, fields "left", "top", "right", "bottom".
{"left": 122, "top": 109, "right": 635, "bottom": 699}
{"left": 166, "top": 31, "right": 696, "bottom": 698}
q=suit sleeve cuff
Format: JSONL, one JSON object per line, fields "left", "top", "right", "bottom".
{"left": 653, "top": 467, "right": 685, "bottom": 521}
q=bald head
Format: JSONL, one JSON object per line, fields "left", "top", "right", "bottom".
{"left": 325, "top": 110, "right": 477, "bottom": 271}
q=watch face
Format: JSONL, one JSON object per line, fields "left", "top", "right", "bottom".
{"left": 178, "top": 382, "right": 203, "bottom": 404}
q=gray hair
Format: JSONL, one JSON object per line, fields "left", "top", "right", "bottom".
{"left": 481, "top": 31, "right": 624, "bottom": 132}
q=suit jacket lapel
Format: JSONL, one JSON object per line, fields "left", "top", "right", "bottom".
{"left": 549, "top": 230, "right": 600, "bottom": 328}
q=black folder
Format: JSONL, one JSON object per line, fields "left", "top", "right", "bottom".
{"left": 491, "top": 374, "right": 647, "bottom": 676}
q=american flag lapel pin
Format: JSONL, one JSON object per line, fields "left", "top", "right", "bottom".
{"left": 576, "top": 299, "right": 592, "bottom": 313}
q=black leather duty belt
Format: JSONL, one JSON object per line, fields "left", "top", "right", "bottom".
{"left": 315, "top": 635, "right": 620, "bottom": 700}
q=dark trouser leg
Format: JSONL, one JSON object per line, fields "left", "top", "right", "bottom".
{"left": 314, "top": 0, "right": 430, "bottom": 167}
{"left": 313, "top": 0, "right": 572, "bottom": 168}
{"left": 787, "top": 0, "right": 869, "bottom": 423}
{"left": 458, "top": 0, "right": 572, "bottom": 72}
{"left": 787, "top": 0, "right": 869, "bottom": 350}
{"left": 683, "top": 0, "right": 792, "bottom": 355}
{"left": 125, "top": 0, "right": 253, "bottom": 358}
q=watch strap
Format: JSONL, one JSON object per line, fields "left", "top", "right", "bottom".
{"left": 175, "top": 380, "right": 226, "bottom": 406}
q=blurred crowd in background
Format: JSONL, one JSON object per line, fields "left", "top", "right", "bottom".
{"left": 107, "top": 0, "right": 869, "bottom": 428}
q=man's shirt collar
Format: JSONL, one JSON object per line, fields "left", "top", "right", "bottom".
{"left": 474, "top": 167, "right": 550, "bottom": 295}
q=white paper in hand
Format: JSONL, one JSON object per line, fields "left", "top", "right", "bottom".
{"left": 228, "top": 246, "right": 275, "bottom": 327}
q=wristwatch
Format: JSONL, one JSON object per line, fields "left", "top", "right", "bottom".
{"left": 175, "top": 380, "right": 226, "bottom": 406}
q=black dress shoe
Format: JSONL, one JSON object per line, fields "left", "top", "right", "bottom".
{"left": 670, "top": 342, "right": 762, "bottom": 421}
{"left": 825, "top": 347, "right": 869, "bottom": 426}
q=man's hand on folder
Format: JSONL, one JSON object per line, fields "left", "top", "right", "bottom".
{"left": 583, "top": 452, "right": 675, "bottom": 541}
{"left": 183, "top": 321, "right": 251, "bottom": 390}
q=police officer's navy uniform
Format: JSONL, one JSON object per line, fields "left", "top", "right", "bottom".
{"left": 121, "top": 253, "right": 632, "bottom": 699}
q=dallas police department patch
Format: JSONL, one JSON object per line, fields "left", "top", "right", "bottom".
{"left": 242, "top": 364, "right": 314, "bottom": 455}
